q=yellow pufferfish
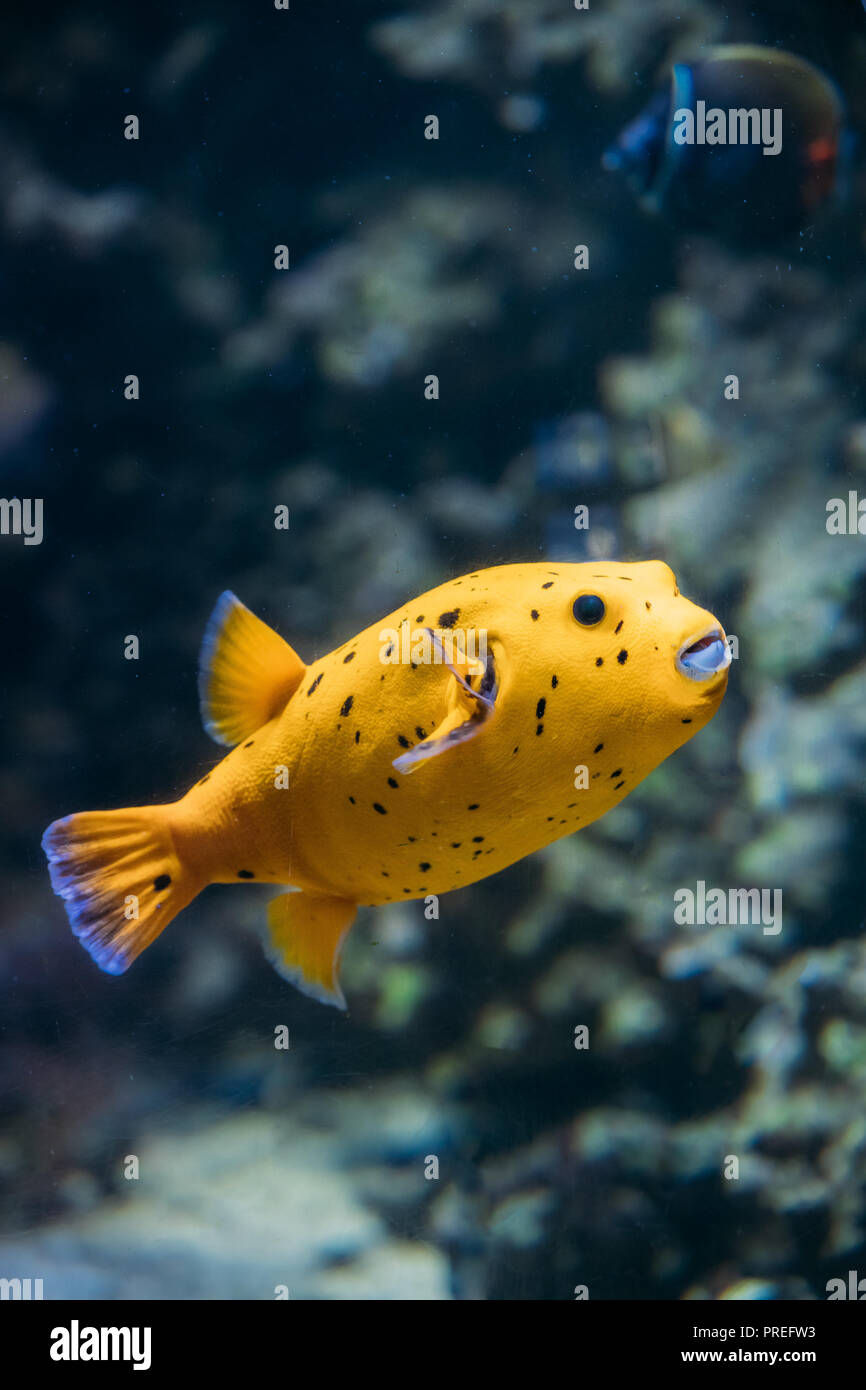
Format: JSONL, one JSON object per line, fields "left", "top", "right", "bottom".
{"left": 43, "top": 561, "right": 731, "bottom": 1007}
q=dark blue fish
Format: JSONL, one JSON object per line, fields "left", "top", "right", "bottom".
{"left": 603, "top": 45, "right": 846, "bottom": 242}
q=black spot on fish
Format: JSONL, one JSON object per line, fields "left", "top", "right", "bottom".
{"left": 472, "top": 836, "right": 484, "bottom": 843}
{"left": 403, "top": 888, "right": 411, "bottom": 894}
{"left": 397, "top": 734, "right": 411, "bottom": 748}
{"left": 408, "top": 836, "right": 417, "bottom": 843}
{"left": 615, "top": 781, "right": 625, "bottom": 790}
{"left": 473, "top": 849, "right": 483, "bottom": 859}
{"left": 645, "top": 601, "right": 652, "bottom": 611}
{"left": 384, "top": 643, "right": 395, "bottom": 658}
{"left": 243, "top": 740, "right": 254, "bottom": 749}
{"left": 531, "top": 609, "right": 539, "bottom": 621}
{"left": 348, "top": 796, "right": 356, "bottom": 804}
{"left": 594, "top": 743, "right": 604, "bottom": 753}
{"left": 682, "top": 718, "right": 693, "bottom": 724}
{"left": 307, "top": 673, "right": 323, "bottom": 695}
{"left": 238, "top": 869, "right": 255, "bottom": 879}
{"left": 355, "top": 730, "right": 361, "bottom": 744}
{"left": 536, "top": 723, "right": 544, "bottom": 736}
{"left": 438, "top": 609, "right": 460, "bottom": 628}
{"left": 467, "top": 803, "right": 479, "bottom": 810}
{"left": 419, "top": 862, "right": 431, "bottom": 873}
{"left": 154, "top": 874, "right": 171, "bottom": 891}
{"left": 415, "top": 726, "right": 427, "bottom": 740}
{"left": 382, "top": 871, "right": 390, "bottom": 877}
{"left": 198, "top": 774, "right": 211, "bottom": 785}
{"left": 614, "top": 620, "right": 623, "bottom": 635}
{"left": 596, "top": 658, "right": 603, "bottom": 667}
{"left": 610, "top": 769, "right": 623, "bottom": 778}
{"left": 373, "top": 803, "right": 387, "bottom": 815}
{"left": 415, "top": 614, "right": 424, "bottom": 623}
{"left": 547, "top": 816, "right": 554, "bottom": 822}
{"left": 551, "top": 675, "right": 558, "bottom": 688}
{"left": 343, "top": 651, "right": 356, "bottom": 663}
{"left": 388, "top": 777, "right": 399, "bottom": 789}
{"left": 340, "top": 696, "right": 354, "bottom": 717}
{"left": 513, "top": 746, "right": 519, "bottom": 755}
{"left": 542, "top": 581, "right": 554, "bottom": 589}
{"left": 617, "top": 650, "right": 628, "bottom": 664}
{"left": 536, "top": 698, "right": 546, "bottom": 719}
{"left": 618, "top": 576, "right": 633, "bottom": 581}
{"left": 451, "top": 842, "right": 461, "bottom": 848}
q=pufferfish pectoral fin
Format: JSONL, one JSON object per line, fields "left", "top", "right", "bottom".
{"left": 199, "top": 591, "right": 307, "bottom": 747}
{"left": 265, "top": 891, "right": 357, "bottom": 1009}
{"left": 394, "top": 631, "right": 498, "bottom": 774}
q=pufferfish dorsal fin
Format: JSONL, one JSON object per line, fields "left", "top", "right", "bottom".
{"left": 198, "top": 591, "right": 307, "bottom": 747}
{"left": 393, "top": 629, "right": 498, "bottom": 774}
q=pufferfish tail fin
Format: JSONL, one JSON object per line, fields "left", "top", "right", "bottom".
{"left": 199, "top": 591, "right": 306, "bottom": 747}
{"left": 42, "top": 805, "right": 203, "bottom": 974}
{"left": 265, "top": 891, "right": 357, "bottom": 1010}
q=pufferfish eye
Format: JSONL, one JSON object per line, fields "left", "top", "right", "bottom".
{"left": 572, "top": 593, "right": 605, "bottom": 626}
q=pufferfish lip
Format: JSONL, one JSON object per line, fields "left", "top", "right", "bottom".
{"left": 676, "top": 629, "right": 731, "bottom": 682}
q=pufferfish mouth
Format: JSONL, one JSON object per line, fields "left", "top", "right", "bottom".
{"left": 676, "top": 629, "right": 731, "bottom": 682}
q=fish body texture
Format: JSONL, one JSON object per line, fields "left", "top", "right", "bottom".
{"left": 176, "top": 560, "right": 726, "bottom": 900}
{"left": 43, "top": 560, "right": 730, "bottom": 1005}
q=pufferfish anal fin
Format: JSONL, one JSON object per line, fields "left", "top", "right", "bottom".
{"left": 394, "top": 630, "right": 498, "bottom": 774}
{"left": 265, "top": 891, "right": 357, "bottom": 1009}
{"left": 198, "top": 591, "right": 307, "bottom": 747}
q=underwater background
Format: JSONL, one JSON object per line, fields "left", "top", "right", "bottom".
{"left": 2, "top": 0, "right": 866, "bottom": 1300}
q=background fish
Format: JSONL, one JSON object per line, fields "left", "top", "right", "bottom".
{"left": 603, "top": 45, "right": 846, "bottom": 242}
